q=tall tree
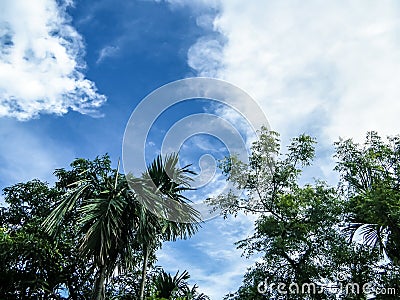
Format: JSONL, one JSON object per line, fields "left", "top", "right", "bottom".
{"left": 130, "top": 153, "right": 201, "bottom": 300}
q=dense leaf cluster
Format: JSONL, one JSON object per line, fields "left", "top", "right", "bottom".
{"left": 212, "top": 129, "right": 400, "bottom": 300}
{"left": 0, "top": 154, "right": 208, "bottom": 300}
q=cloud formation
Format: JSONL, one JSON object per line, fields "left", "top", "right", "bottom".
{"left": 163, "top": 1, "right": 400, "bottom": 296}
{"left": 0, "top": 0, "right": 106, "bottom": 120}
{"left": 188, "top": 0, "right": 400, "bottom": 143}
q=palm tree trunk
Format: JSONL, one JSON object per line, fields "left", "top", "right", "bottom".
{"left": 139, "top": 245, "right": 150, "bottom": 300}
{"left": 93, "top": 264, "right": 106, "bottom": 300}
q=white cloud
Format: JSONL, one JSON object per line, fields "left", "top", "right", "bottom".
{"left": 188, "top": 0, "right": 400, "bottom": 144}
{"left": 0, "top": 0, "right": 106, "bottom": 120}
{"left": 96, "top": 45, "right": 120, "bottom": 64}
{"left": 188, "top": 37, "right": 224, "bottom": 77}
{"left": 159, "top": 0, "right": 219, "bottom": 10}
{"left": 172, "top": 1, "right": 400, "bottom": 296}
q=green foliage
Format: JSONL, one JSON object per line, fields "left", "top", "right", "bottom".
{"left": 148, "top": 269, "right": 210, "bottom": 300}
{"left": 126, "top": 153, "right": 202, "bottom": 300}
{"left": 0, "top": 180, "right": 91, "bottom": 299}
{"left": 0, "top": 154, "right": 208, "bottom": 300}
{"left": 214, "top": 128, "right": 397, "bottom": 300}
{"left": 335, "top": 131, "right": 400, "bottom": 264}
{"left": 4, "top": 129, "right": 399, "bottom": 299}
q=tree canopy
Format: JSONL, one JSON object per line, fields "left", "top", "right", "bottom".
{"left": 0, "top": 154, "right": 208, "bottom": 300}
{"left": 1, "top": 130, "right": 400, "bottom": 299}
{"left": 209, "top": 128, "right": 400, "bottom": 300}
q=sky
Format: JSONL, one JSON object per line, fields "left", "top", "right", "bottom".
{"left": 1, "top": 0, "right": 400, "bottom": 298}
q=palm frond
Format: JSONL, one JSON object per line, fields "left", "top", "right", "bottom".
{"left": 42, "top": 181, "right": 89, "bottom": 235}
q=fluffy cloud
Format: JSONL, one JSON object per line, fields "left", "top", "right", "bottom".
{"left": 163, "top": 1, "right": 400, "bottom": 296}
{"left": 188, "top": 37, "right": 224, "bottom": 77}
{"left": 0, "top": 0, "right": 106, "bottom": 120}
{"left": 188, "top": 0, "right": 400, "bottom": 143}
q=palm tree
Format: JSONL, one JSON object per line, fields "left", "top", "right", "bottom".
{"left": 150, "top": 269, "right": 210, "bottom": 300}
{"left": 43, "top": 158, "right": 138, "bottom": 300}
{"left": 42, "top": 154, "right": 201, "bottom": 300}
{"left": 130, "top": 153, "right": 201, "bottom": 300}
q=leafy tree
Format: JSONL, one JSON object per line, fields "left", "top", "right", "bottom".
{"left": 211, "top": 128, "right": 383, "bottom": 299}
{"left": 0, "top": 154, "right": 206, "bottom": 299}
{"left": 0, "top": 180, "right": 91, "bottom": 299}
{"left": 335, "top": 131, "right": 400, "bottom": 264}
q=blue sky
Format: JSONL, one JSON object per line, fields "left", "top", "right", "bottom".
{"left": 1, "top": 0, "right": 400, "bottom": 298}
